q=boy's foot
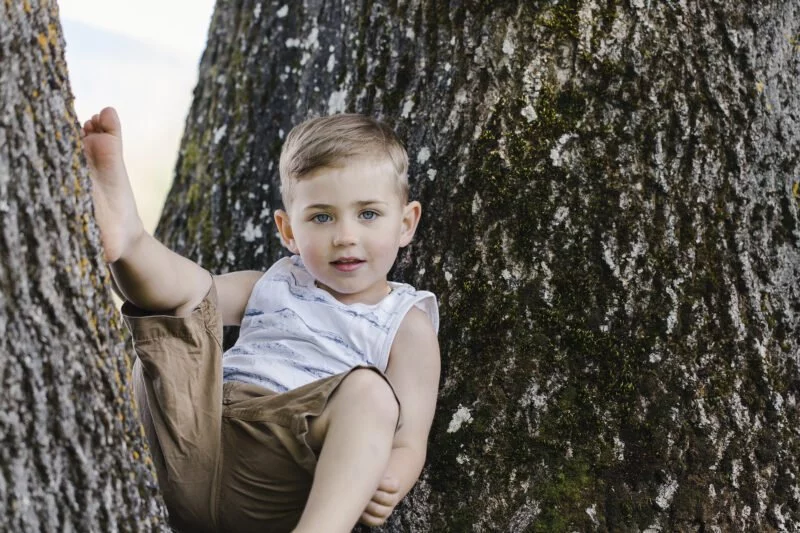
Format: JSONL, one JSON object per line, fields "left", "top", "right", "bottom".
{"left": 81, "top": 107, "right": 144, "bottom": 263}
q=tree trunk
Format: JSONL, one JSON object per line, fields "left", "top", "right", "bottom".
{"left": 159, "top": 0, "right": 800, "bottom": 531}
{"left": 0, "top": 2, "right": 168, "bottom": 531}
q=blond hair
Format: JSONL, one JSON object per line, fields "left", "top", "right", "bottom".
{"left": 279, "top": 114, "right": 409, "bottom": 205}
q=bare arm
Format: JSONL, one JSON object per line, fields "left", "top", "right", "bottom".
{"left": 360, "top": 306, "right": 440, "bottom": 526}
{"left": 214, "top": 270, "right": 264, "bottom": 325}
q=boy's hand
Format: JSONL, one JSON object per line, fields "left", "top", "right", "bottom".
{"left": 358, "top": 476, "right": 401, "bottom": 527}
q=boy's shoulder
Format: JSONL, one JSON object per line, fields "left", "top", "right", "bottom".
{"left": 397, "top": 305, "right": 437, "bottom": 336}
{"left": 390, "top": 283, "right": 439, "bottom": 335}
{"left": 213, "top": 269, "right": 268, "bottom": 326}
{"left": 388, "top": 304, "right": 440, "bottom": 372}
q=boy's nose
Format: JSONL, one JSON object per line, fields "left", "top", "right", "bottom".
{"left": 332, "top": 223, "right": 358, "bottom": 246}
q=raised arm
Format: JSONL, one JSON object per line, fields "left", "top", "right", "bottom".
{"left": 360, "top": 306, "right": 440, "bottom": 527}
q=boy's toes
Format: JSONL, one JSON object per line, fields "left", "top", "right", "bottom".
{"left": 98, "top": 107, "right": 122, "bottom": 137}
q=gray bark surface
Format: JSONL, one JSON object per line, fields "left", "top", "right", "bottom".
{"left": 158, "top": 0, "right": 800, "bottom": 531}
{"left": 0, "top": 1, "right": 168, "bottom": 531}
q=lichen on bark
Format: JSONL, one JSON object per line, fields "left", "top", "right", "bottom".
{"left": 0, "top": 1, "right": 168, "bottom": 530}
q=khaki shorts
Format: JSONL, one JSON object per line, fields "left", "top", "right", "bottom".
{"left": 123, "top": 283, "right": 400, "bottom": 533}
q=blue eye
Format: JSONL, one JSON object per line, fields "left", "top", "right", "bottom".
{"left": 360, "top": 210, "right": 379, "bottom": 220}
{"left": 312, "top": 213, "right": 332, "bottom": 223}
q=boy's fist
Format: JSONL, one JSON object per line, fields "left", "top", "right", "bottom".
{"left": 359, "top": 476, "right": 401, "bottom": 527}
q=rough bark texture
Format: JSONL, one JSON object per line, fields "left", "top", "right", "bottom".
{"left": 159, "top": 0, "right": 800, "bottom": 531}
{"left": 0, "top": 1, "right": 168, "bottom": 530}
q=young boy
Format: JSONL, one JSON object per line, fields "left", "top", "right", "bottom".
{"left": 81, "top": 108, "right": 440, "bottom": 533}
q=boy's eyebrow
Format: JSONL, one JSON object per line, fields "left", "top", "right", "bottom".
{"left": 354, "top": 200, "right": 389, "bottom": 207}
{"left": 302, "top": 200, "right": 389, "bottom": 211}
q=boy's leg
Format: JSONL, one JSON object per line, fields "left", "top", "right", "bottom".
{"left": 123, "top": 283, "right": 224, "bottom": 532}
{"left": 82, "top": 107, "right": 214, "bottom": 316}
{"left": 131, "top": 357, "right": 167, "bottom": 481}
{"left": 292, "top": 368, "right": 400, "bottom": 533}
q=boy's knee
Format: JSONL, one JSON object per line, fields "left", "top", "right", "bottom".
{"left": 340, "top": 369, "right": 399, "bottom": 422}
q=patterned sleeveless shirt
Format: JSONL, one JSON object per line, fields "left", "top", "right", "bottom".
{"left": 222, "top": 255, "right": 439, "bottom": 393}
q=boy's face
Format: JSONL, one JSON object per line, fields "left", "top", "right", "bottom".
{"left": 274, "top": 156, "right": 421, "bottom": 305}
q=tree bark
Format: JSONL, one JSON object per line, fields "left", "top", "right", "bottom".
{"left": 0, "top": 1, "right": 168, "bottom": 531}
{"left": 159, "top": 0, "right": 800, "bottom": 531}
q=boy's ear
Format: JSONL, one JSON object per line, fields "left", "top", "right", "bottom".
{"left": 274, "top": 209, "right": 299, "bottom": 253}
{"left": 399, "top": 200, "right": 422, "bottom": 247}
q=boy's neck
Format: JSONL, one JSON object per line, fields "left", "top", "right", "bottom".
{"left": 314, "top": 280, "right": 393, "bottom": 305}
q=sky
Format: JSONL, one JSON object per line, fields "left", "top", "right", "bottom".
{"left": 60, "top": 0, "right": 216, "bottom": 232}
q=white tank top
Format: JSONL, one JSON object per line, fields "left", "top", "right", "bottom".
{"left": 222, "top": 255, "right": 439, "bottom": 393}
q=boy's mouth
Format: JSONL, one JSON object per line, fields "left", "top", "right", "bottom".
{"left": 331, "top": 257, "right": 364, "bottom": 272}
